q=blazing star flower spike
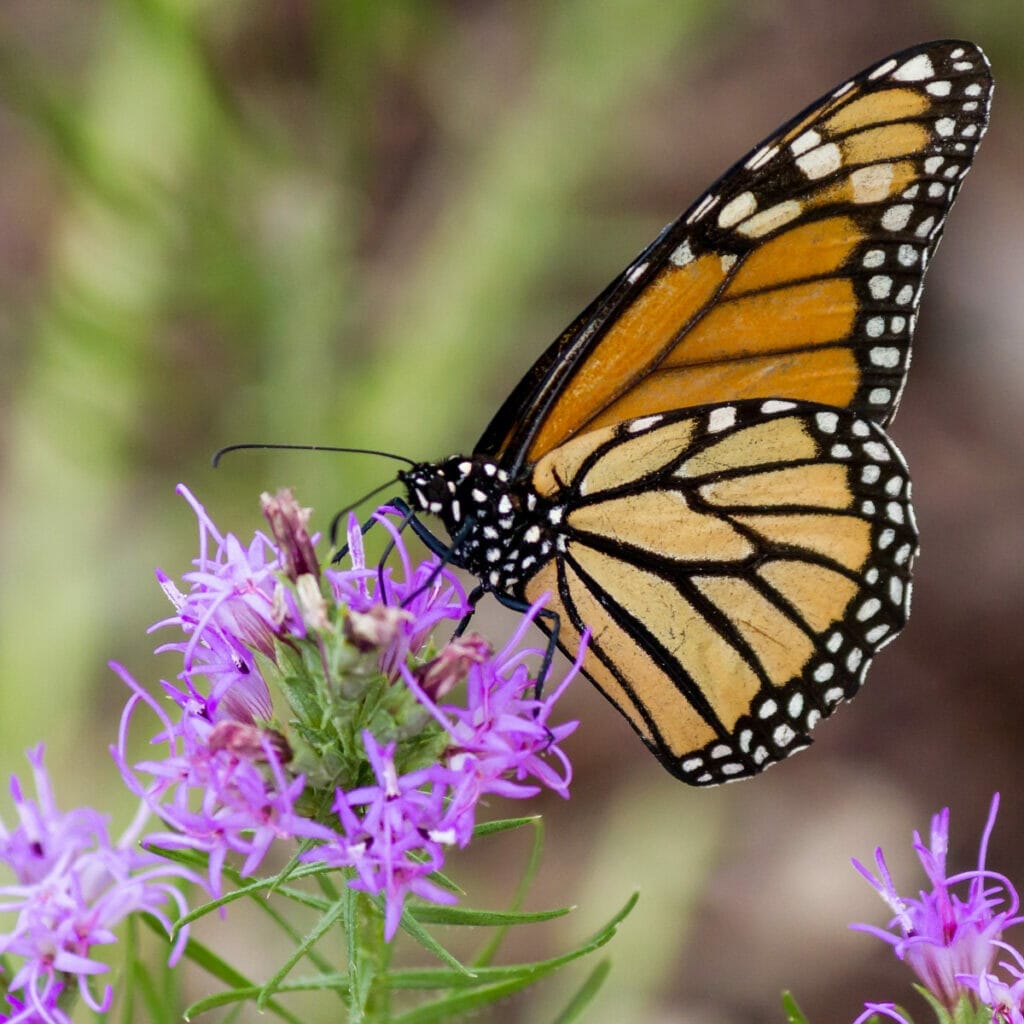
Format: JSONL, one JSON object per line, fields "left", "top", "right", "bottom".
{"left": 852, "top": 794, "right": 1024, "bottom": 1020}
{"left": 117, "top": 487, "right": 584, "bottom": 941}
{"left": 0, "top": 746, "right": 198, "bottom": 1024}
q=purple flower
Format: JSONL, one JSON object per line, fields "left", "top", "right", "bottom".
{"left": 112, "top": 665, "right": 331, "bottom": 897}
{"left": 327, "top": 509, "right": 471, "bottom": 678}
{"left": 0, "top": 747, "right": 196, "bottom": 1024}
{"left": 961, "top": 956, "right": 1024, "bottom": 1024}
{"left": 307, "top": 731, "right": 460, "bottom": 941}
{"left": 851, "top": 1004, "right": 913, "bottom": 1024}
{"left": 852, "top": 794, "right": 1021, "bottom": 1012}
{"left": 117, "top": 488, "right": 583, "bottom": 943}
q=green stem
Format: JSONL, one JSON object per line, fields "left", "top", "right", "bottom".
{"left": 348, "top": 890, "right": 392, "bottom": 1023}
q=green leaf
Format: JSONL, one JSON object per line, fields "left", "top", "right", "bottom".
{"left": 781, "top": 991, "right": 811, "bottom": 1024}
{"left": 167, "top": 931, "right": 304, "bottom": 1024}
{"left": 549, "top": 959, "right": 612, "bottom": 1024}
{"left": 256, "top": 894, "right": 348, "bottom": 1010}
{"left": 385, "top": 892, "right": 638, "bottom": 991}
{"left": 474, "top": 816, "right": 545, "bottom": 967}
{"left": 410, "top": 904, "right": 572, "bottom": 926}
{"left": 472, "top": 814, "right": 542, "bottom": 837}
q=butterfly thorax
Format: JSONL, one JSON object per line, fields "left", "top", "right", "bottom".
{"left": 401, "top": 456, "right": 557, "bottom": 593}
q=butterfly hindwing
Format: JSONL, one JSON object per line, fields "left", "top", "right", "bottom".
{"left": 521, "top": 400, "right": 918, "bottom": 784}
{"left": 477, "top": 40, "right": 992, "bottom": 471}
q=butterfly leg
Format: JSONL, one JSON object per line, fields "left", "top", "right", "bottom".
{"left": 489, "top": 590, "right": 561, "bottom": 702}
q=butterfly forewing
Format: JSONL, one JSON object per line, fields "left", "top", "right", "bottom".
{"left": 476, "top": 40, "right": 992, "bottom": 471}
{"left": 521, "top": 400, "right": 917, "bottom": 784}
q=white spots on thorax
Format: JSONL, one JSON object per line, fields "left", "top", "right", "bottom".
{"left": 850, "top": 163, "right": 894, "bottom": 204}
{"left": 881, "top": 204, "right": 913, "bottom": 231}
{"left": 718, "top": 190, "right": 758, "bottom": 229}
{"left": 893, "top": 53, "right": 934, "bottom": 81}
{"left": 796, "top": 142, "right": 841, "bottom": 180}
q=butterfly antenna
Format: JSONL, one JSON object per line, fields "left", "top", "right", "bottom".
{"left": 328, "top": 476, "right": 403, "bottom": 551}
{"left": 211, "top": 442, "right": 416, "bottom": 469}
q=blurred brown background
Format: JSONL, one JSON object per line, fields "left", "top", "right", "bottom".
{"left": 1, "top": 1, "right": 1022, "bottom": 1021}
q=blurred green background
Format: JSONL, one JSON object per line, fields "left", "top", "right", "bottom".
{"left": 1, "top": 1, "right": 1022, "bottom": 1021}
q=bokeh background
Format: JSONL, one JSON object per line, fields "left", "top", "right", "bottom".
{"left": 1, "top": 1, "right": 1022, "bottom": 1021}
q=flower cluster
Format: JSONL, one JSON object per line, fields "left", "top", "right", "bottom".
{"left": 0, "top": 747, "right": 195, "bottom": 1024}
{"left": 852, "top": 794, "right": 1024, "bottom": 1024}
{"left": 115, "top": 486, "right": 582, "bottom": 940}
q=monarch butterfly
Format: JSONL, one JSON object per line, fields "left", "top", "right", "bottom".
{"left": 397, "top": 41, "right": 992, "bottom": 785}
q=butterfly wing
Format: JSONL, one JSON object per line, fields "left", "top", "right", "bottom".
{"left": 476, "top": 40, "right": 992, "bottom": 474}
{"left": 519, "top": 399, "right": 917, "bottom": 784}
